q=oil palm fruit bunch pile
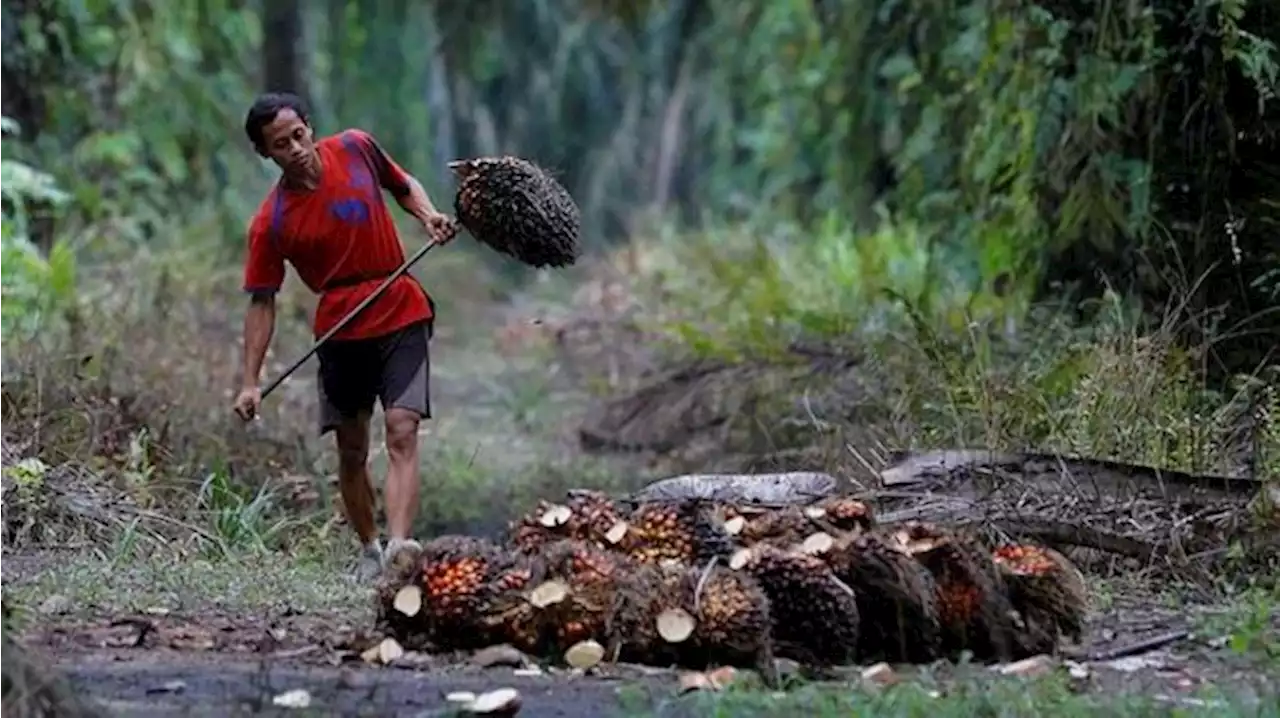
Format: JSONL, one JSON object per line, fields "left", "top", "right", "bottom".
{"left": 448, "top": 157, "right": 581, "bottom": 268}
{"left": 379, "top": 492, "right": 1092, "bottom": 674}
{"left": 720, "top": 497, "right": 875, "bottom": 549}
{"left": 507, "top": 495, "right": 735, "bottom": 566}
{"left": 375, "top": 535, "right": 532, "bottom": 652}
{"left": 602, "top": 559, "right": 780, "bottom": 682}
{"left": 378, "top": 535, "right": 779, "bottom": 679}
{"left": 617, "top": 500, "right": 737, "bottom": 566}
{"left": 507, "top": 491, "right": 628, "bottom": 554}
{"left": 663, "top": 562, "right": 777, "bottom": 680}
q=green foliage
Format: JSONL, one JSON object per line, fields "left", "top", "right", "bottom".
{"left": 653, "top": 214, "right": 1034, "bottom": 362}
{"left": 617, "top": 666, "right": 1278, "bottom": 717}
{"left": 6, "top": 0, "right": 1276, "bottom": 325}
{"left": 4, "top": 1, "right": 267, "bottom": 251}
{"left": 1, "top": 118, "right": 77, "bottom": 344}
{"left": 696, "top": 0, "right": 1153, "bottom": 245}
{"left": 196, "top": 468, "right": 298, "bottom": 557}
{"left": 640, "top": 224, "right": 1272, "bottom": 472}
{"left": 1196, "top": 584, "right": 1280, "bottom": 668}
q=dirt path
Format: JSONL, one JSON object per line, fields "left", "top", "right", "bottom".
{"left": 12, "top": 597, "right": 676, "bottom": 716}
{"left": 47, "top": 656, "right": 669, "bottom": 717}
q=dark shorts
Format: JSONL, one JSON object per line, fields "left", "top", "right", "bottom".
{"left": 316, "top": 320, "right": 432, "bottom": 435}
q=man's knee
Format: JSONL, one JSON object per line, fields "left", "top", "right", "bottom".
{"left": 335, "top": 416, "right": 371, "bottom": 470}
{"left": 384, "top": 409, "right": 420, "bottom": 457}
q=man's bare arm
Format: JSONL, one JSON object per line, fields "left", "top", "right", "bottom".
{"left": 352, "top": 130, "right": 454, "bottom": 244}
{"left": 241, "top": 293, "right": 276, "bottom": 390}
{"left": 394, "top": 176, "right": 440, "bottom": 225}
{"left": 395, "top": 175, "right": 456, "bottom": 245}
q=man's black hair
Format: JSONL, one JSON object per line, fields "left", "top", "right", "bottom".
{"left": 244, "top": 92, "right": 311, "bottom": 149}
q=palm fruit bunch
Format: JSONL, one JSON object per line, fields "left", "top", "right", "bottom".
{"left": 807, "top": 495, "right": 877, "bottom": 534}
{"left": 566, "top": 490, "right": 628, "bottom": 547}
{"left": 992, "top": 544, "right": 1090, "bottom": 656}
{"left": 727, "top": 543, "right": 860, "bottom": 666}
{"left": 663, "top": 562, "right": 778, "bottom": 684}
{"left": 448, "top": 156, "right": 581, "bottom": 268}
{"left": 720, "top": 505, "right": 818, "bottom": 549}
{"left": 598, "top": 560, "right": 683, "bottom": 667}
{"left": 376, "top": 535, "right": 528, "bottom": 652}
{"left": 812, "top": 530, "right": 943, "bottom": 663}
{"left": 507, "top": 491, "right": 627, "bottom": 554}
{"left": 375, "top": 540, "right": 432, "bottom": 649}
{"left": 621, "top": 499, "right": 736, "bottom": 566}
{"left": 719, "top": 497, "right": 873, "bottom": 552}
{"left": 493, "top": 539, "right": 633, "bottom": 656}
{"left": 891, "top": 522, "right": 1017, "bottom": 662}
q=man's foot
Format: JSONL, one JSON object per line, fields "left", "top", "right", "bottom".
{"left": 354, "top": 540, "right": 384, "bottom": 584}
{"left": 383, "top": 538, "right": 423, "bottom": 574}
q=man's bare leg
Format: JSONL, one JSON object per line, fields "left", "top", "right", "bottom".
{"left": 382, "top": 407, "right": 422, "bottom": 564}
{"left": 334, "top": 413, "right": 381, "bottom": 579}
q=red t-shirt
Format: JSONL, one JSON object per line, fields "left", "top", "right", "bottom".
{"left": 242, "top": 128, "right": 434, "bottom": 341}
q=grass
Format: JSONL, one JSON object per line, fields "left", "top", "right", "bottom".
{"left": 617, "top": 670, "right": 1280, "bottom": 717}
{"left": 1192, "top": 583, "right": 1280, "bottom": 669}
{"left": 3, "top": 549, "right": 366, "bottom": 629}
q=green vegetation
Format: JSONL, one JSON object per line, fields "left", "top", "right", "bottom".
{"left": 619, "top": 673, "right": 1280, "bottom": 718}
{"left": 632, "top": 224, "right": 1280, "bottom": 478}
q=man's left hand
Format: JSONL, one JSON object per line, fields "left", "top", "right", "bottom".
{"left": 421, "top": 211, "right": 457, "bottom": 246}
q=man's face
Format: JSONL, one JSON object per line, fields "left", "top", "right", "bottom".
{"left": 257, "top": 108, "right": 316, "bottom": 174}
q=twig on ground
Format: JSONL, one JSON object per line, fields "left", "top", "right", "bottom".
{"left": 1087, "top": 629, "right": 1191, "bottom": 661}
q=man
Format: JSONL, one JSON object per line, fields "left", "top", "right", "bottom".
{"left": 231, "top": 91, "right": 455, "bottom": 581}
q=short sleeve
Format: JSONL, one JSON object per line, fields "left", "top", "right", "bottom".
{"left": 346, "top": 129, "right": 412, "bottom": 197}
{"left": 242, "top": 203, "right": 285, "bottom": 296}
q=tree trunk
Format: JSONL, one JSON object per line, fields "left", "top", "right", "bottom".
{"left": 261, "top": 0, "right": 309, "bottom": 103}
{"left": 327, "top": 0, "right": 347, "bottom": 123}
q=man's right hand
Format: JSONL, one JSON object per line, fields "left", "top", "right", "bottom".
{"left": 233, "top": 386, "right": 262, "bottom": 422}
